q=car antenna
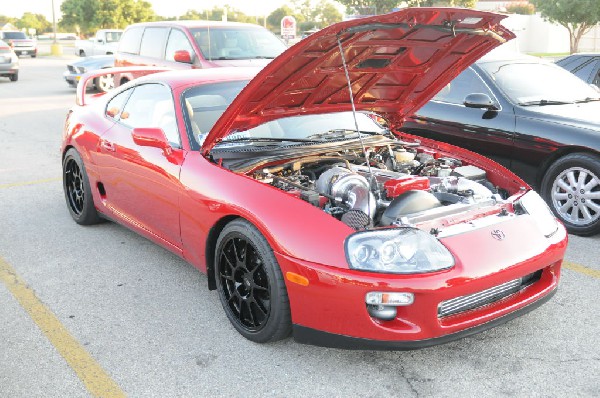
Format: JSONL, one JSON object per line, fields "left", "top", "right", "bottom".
{"left": 336, "top": 33, "right": 375, "bottom": 213}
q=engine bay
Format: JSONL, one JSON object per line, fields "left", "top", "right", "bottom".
{"left": 251, "top": 141, "right": 516, "bottom": 234}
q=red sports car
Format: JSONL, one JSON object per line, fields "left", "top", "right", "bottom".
{"left": 62, "top": 8, "right": 567, "bottom": 349}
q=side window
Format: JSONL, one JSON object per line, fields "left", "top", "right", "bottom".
{"left": 165, "top": 29, "right": 194, "bottom": 62}
{"left": 571, "top": 57, "right": 596, "bottom": 83}
{"left": 139, "top": 28, "right": 168, "bottom": 59}
{"left": 105, "top": 88, "right": 133, "bottom": 120}
{"left": 119, "top": 84, "right": 181, "bottom": 147}
{"left": 182, "top": 81, "right": 248, "bottom": 149}
{"left": 118, "top": 27, "right": 144, "bottom": 55}
{"left": 434, "top": 68, "right": 492, "bottom": 105}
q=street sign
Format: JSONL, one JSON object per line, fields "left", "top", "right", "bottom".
{"left": 281, "top": 16, "right": 297, "bottom": 40}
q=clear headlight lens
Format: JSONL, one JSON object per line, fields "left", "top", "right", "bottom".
{"left": 517, "top": 190, "right": 559, "bottom": 237}
{"left": 345, "top": 228, "right": 455, "bottom": 274}
{"left": 75, "top": 66, "right": 87, "bottom": 74}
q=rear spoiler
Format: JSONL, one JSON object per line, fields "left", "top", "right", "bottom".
{"left": 76, "top": 66, "right": 172, "bottom": 106}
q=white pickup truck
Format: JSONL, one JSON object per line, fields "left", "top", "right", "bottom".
{"left": 76, "top": 29, "right": 123, "bottom": 57}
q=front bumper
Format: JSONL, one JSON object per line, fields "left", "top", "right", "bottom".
{"left": 277, "top": 217, "right": 567, "bottom": 348}
{"left": 293, "top": 287, "right": 557, "bottom": 350}
{"left": 63, "top": 71, "right": 81, "bottom": 87}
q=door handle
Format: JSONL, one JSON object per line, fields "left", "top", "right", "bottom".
{"left": 100, "top": 139, "right": 115, "bottom": 152}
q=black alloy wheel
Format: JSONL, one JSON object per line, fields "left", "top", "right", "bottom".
{"left": 62, "top": 148, "right": 101, "bottom": 225}
{"left": 215, "top": 220, "right": 291, "bottom": 343}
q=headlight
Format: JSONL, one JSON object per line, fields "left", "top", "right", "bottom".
{"left": 345, "top": 228, "right": 454, "bottom": 274}
{"left": 75, "top": 66, "right": 87, "bottom": 74}
{"left": 517, "top": 190, "right": 559, "bottom": 237}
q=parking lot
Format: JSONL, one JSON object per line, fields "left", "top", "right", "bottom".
{"left": 0, "top": 57, "right": 599, "bottom": 397}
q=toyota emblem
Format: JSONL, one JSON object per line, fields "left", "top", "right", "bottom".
{"left": 491, "top": 229, "right": 506, "bottom": 241}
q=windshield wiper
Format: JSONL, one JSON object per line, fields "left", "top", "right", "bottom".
{"left": 306, "top": 129, "right": 390, "bottom": 140}
{"left": 574, "top": 97, "right": 600, "bottom": 103}
{"left": 518, "top": 99, "right": 574, "bottom": 106}
{"left": 253, "top": 55, "right": 276, "bottom": 59}
{"left": 219, "top": 137, "right": 321, "bottom": 144}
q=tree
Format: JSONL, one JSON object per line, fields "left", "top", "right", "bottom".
{"left": 531, "top": 0, "right": 600, "bottom": 53}
{"left": 60, "top": 0, "right": 155, "bottom": 35}
{"left": 16, "top": 13, "right": 52, "bottom": 34}
{"left": 337, "top": 0, "right": 399, "bottom": 15}
{"left": 406, "top": 0, "right": 476, "bottom": 7}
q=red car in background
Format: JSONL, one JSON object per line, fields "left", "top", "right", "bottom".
{"left": 62, "top": 8, "right": 567, "bottom": 349}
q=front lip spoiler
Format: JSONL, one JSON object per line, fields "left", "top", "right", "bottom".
{"left": 293, "top": 287, "right": 557, "bottom": 350}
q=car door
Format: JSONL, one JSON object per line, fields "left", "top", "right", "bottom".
{"left": 402, "top": 67, "right": 515, "bottom": 169}
{"left": 95, "top": 83, "right": 184, "bottom": 252}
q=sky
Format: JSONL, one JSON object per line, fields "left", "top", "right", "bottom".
{"left": 3, "top": 0, "right": 293, "bottom": 21}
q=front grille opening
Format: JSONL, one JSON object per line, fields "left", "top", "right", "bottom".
{"left": 438, "top": 270, "right": 543, "bottom": 318}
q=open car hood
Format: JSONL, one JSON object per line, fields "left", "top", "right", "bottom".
{"left": 202, "top": 7, "right": 514, "bottom": 154}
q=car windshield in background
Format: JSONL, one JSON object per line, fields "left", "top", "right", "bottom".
{"left": 105, "top": 32, "right": 122, "bottom": 43}
{"left": 479, "top": 61, "right": 600, "bottom": 105}
{"left": 3, "top": 32, "right": 27, "bottom": 40}
{"left": 190, "top": 27, "right": 286, "bottom": 60}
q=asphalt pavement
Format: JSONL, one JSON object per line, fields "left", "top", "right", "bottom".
{"left": 0, "top": 57, "right": 598, "bottom": 397}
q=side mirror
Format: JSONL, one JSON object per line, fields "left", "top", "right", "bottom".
{"left": 173, "top": 50, "right": 193, "bottom": 64}
{"left": 132, "top": 127, "right": 170, "bottom": 150}
{"left": 464, "top": 93, "right": 498, "bottom": 110}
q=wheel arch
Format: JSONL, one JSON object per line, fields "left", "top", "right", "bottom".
{"left": 536, "top": 146, "right": 600, "bottom": 188}
{"left": 205, "top": 215, "right": 241, "bottom": 291}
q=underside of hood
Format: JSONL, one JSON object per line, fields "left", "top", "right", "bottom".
{"left": 203, "top": 7, "right": 514, "bottom": 153}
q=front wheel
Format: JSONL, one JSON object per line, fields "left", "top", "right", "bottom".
{"left": 541, "top": 153, "right": 600, "bottom": 235}
{"left": 94, "top": 73, "right": 114, "bottom": 92}
{"left": 62, "top": 148, "right": 101, "bottom": 225}
{"left": 215, "top": 219, "right": 291, "bottom": 343}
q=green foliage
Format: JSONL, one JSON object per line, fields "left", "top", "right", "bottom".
{"left": 291, "top": 0, "right": 342, "bottom": 28}
{"left": 59, "top": 0, "right": 155, "bottom": 35}
{"left": 505, "top": 2, "right": 535, "bottom": 15}
{"left": 15, "top": 13, "right": 52, "bottom": 34}
{"left": 336, "top": 0, "right": 399, "bottom": 15}
{"left": 531, "top": 0, "right": 600, "bottom": 53}
{"left": 405, "top": 0, "right": 476, "bottom": 7}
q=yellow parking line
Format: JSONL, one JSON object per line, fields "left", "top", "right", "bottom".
{"left": 563, "top": 261, "right": 600, "bottom": 279}
{"left": 0, "top": 257, "right": 125, "bottom": 398}
{"left": 0, "top": 177, "right": 61, "bottom": 189}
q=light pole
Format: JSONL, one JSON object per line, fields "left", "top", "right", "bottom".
{"left": 51, "top": 0, "right": 63, "bottom": 55}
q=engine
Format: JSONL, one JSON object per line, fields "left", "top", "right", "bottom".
{"left": 253, "top": 145, "right": 507, "bottom": 231}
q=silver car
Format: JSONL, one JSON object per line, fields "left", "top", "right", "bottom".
{"left": 0, "top": 40, "right": 19, "bottom": 82}
{"left": 63, "top": 55, "right": 115, "bottom": 92}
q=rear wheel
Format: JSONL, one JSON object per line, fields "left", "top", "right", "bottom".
{"left": 541, "top": 153, "right": 600, "bottom": 235}
{"left": 9, "top": 72, "right": 18, "bottom": 82}
{"left": 215, "top": 219, "right": 291, "bottom": 343}
{"left": 62, "top": 148, "right": 101, "bottom": 225}
{"left": 79, "top": 50, "right": 86, "bottom": 57}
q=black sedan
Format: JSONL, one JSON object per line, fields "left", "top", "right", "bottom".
{"left": 401, "top": 52, "right": 600, "bottom": 235}
{"left": 556, "top": 53, "right": 600, "bottom": 88}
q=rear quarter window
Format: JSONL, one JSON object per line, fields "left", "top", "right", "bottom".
{"left": 119, "top": 27, "right": 144, "bottom": 55}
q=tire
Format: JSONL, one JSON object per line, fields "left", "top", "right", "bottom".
{"left": 31, "top": 53, "right": 36, "bottom": 58}
{"left": 214, "top": 219, "right": 292, "bottom": 343}
{"left": 62, "top": 148, "right": 101, "bottom": 225}
{"left": 541, "top": 153, "right": 600, "bottom": 236}
{"left": 94, "top": 73, "right": 114, "bottom": 92}
{"left": 9, "top": 72, "right": 18, "bottom": 82}
{"left": 79, "top": 50, "right": 86, "bottom": 57}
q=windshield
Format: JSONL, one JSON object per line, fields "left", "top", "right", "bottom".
{"left": 479, "top": 61, "right": 600, "bottom": 105}
{"left": 105, "top": 31, "right": 122, "bottom": 43}
{"left": 190, "top": 27, "right": 286, "bottom": 60}
{"left": 3, "top": 32, "right": 26, "bottom": 40}
{"left": 224, "top": 112, "right": 388, "bottom": 142}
